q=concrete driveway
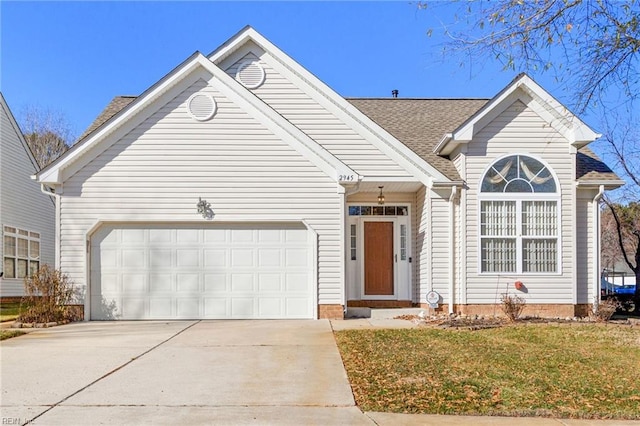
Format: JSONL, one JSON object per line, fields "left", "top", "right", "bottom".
{"left": 0, "top": 320, "right": 370, "bottom": 425}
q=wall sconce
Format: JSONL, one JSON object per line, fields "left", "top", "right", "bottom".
{"left": 377, "top": 186, "right": 385, "bottom": 205}
{"left": 197, "top": 197, "right": 214, "bottom": 220}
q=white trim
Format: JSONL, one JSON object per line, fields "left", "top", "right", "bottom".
{"left": 434, "top": 74, "right": 600, "bottom": 156}
{"left": 339, "top": 190, "right": 347, "bottom": 312}
{"left": 208, "top": 27, "right": 451, "bottom": 184}
{"left": 346, "top": 203, "right": 412, "bottom": 301}
{"left": 592, "top": 185, "right": 605, "bottom": 311}
{"left": 1, "top": 224, "right": 42, "bottom": 280}
{"left": 85, "top": 219, "right": 319, "bottom": 320}
{"left": 477, "top": 154, "right": 563, "bottom": 276}
{"left": 448, "top": 186, "right": 457, "bottom": 314}
{"left": 576, "top": 180, "right": 625, "bottom": 188}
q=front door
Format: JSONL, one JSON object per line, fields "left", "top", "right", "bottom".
{"left": 364, "top": 221, "right": 394, "bottom": 295}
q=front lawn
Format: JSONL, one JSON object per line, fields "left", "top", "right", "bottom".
{"left": 335, "top": 324, "right": 640, "bottom": 419}
{"left": 0, "top": 330, "right": 25, "bottom": 340}
{"left": 0, "top": 302, "right": 22, "bottom": 322}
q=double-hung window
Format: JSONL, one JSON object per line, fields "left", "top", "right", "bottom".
{"left": 479, "top": 155, "right": 559, "bottom": 274}
{"left": 3, "top": 226, "right": 40, "bottom": 279}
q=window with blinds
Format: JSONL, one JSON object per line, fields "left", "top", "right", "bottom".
{"left": 479, "top": 155, "right": 559, "bottom": 274}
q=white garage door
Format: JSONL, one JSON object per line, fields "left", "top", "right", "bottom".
{"left": 90, "top": 223, "right": 314, "bottom": 320}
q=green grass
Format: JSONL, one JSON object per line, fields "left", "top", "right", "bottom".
{"left": 0, "top": 302, "right": 22, "bottom": 322}
{"left": 335, "top": 324, "right": 640, "bottom": 419}
{"left": 0, "top": 329, "right": 25, "bottom": 340}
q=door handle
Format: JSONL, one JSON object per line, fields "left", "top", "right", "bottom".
{"left": 395, "top": 254, "right": 397, "bottom": 263}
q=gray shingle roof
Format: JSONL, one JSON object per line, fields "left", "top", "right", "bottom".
{"left": 79, "top": 95, "right": 621, "bottom": 184}
{"left": 347, "top": 98, "right": 488, "bottom": 180}
{"left": 77, "top": 96, "right": 137, "bottom": 142}
{"left": 576, "top": 146, "right": 620, "bottom": 182}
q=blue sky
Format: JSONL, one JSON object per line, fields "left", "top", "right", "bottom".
{"left": 0, "top": 1, "right": 615, "bottom": 164}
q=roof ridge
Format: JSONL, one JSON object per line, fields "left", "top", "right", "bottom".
{"left": 346, "top": 97, "right": 491, "bottom": 101}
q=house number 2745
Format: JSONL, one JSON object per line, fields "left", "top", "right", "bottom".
{"left": 338, "top": 174, "right": 355, "bottom": 182}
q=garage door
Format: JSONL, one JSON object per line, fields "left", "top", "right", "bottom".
{"left": 90, "top": 223, "right": 314, "bottom": 320}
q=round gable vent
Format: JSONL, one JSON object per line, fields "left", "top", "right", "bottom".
{"left": 236, "top": 60, "right": 266, "bottom": 89}
{"left": 187, "top": 93, "right": 216, "bottom": 121}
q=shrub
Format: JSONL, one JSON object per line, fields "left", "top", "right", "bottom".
{"left": 18, "top": 265, "right": 80, "bottom": 324}
{"left": 592, "top": 298, "right": 619, "bottom": 322}
{"left": 500, "top": 293, "right": 526, "bottom": 322}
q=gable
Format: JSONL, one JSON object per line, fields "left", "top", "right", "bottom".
{"left": 218, "top": 47, "right": 414, "bottom": 179}
{"left": 37, "top": 54, "right": 357, "bottom": 187}
{"left": 435, "top": 74, "right": 601, "bottom": 156}
{"left": 67, "top": 78, "right": 334, "bottom": 191}
{"left": 0, "top": 93, "right": 40, "bottom": 173}
{"left": 209, "top": 28, "right": 452, "bottom": 185}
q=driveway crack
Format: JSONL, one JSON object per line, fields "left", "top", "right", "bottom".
{"left": 24, "top": 320, "right": 200, "bottom": 426}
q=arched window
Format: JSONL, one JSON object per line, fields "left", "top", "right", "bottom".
{"left": 479, "top": 155, "right": 560, "bottom": 274}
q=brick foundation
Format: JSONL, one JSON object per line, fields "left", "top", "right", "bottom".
{"left": 418, "top": 303, "right": 594, "bottom": 318}
{"left": 0, "top": 296, "right": 23, "bottom": 303}
{"left": 318, "top": 304, "right": 344, "bottom": 319}
{"left": 347, "top": 300, "right": 413, "bottom": 308}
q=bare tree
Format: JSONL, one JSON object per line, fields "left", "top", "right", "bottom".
{"left": 19, "top": 105, "right": 73, "bottom": 169}
{"left": 422, "top": 0, "right": 640, "bottom": 113}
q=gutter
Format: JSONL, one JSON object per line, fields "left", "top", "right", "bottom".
{"left": 592, "top": 185, "right": 605, "bottom": 312}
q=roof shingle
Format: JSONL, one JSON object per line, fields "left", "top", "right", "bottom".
{"left": 77, "top": 96, "right": 137, "bottom": 142}
{"left": 347, "top": 98, "right": 487, "bottom": 180}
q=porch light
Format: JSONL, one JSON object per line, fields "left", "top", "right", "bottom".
{"left": 377, "top": 186, "right": 385, "bottom": 205}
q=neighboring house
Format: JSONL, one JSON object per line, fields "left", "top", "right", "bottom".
{"left": 0, "top": 93, "right": 55, "bottom": 297}
{"left": 36, "top": 27, "right": 623, "bottom": 320}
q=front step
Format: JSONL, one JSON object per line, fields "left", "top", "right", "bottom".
{"left": 345, "top": 307, "right": 426, "bottom": 319}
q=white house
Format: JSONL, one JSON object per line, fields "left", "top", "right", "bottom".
{"left": 1, "top": 93, "right": 55, "bottom": 297}
{"left": 36, "top": 27, "right": 623, "bottom": 320}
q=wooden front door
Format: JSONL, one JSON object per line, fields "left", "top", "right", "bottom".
{"left": 364, "top": 221, "right": 394, "bottom": 296}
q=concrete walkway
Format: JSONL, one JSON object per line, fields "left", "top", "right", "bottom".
{"left": 1, "top": 319, "right": 638, "bottom": 425}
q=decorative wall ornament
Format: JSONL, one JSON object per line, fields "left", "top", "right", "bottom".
{"left": 197, "top": 197, "right": 214, "bottom": 220}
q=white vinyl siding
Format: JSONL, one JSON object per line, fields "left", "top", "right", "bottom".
{"left": 429, "top": 188, "right": 451, "bottom": 301}
{"left": 465, "top": 99, "right": 574, "bottom": 304}
{"left": 59, "top": 78, "right": 342, "bottom": 307}
{"left": 223, "top": 51, "right": 412, "bottom": 178}
{"left": 415, "top": 186, "right": 428, "bottom": 303}
{"left": 0, "top": 99, "right": 55, "bottom": 296}
{"left": 576, "top": 190, "right": 595, "bottom": 303}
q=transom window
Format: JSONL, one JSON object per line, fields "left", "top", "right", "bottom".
{"left": 3, "top": 226, "right": 40, "bottom": 279}
{"left": 348, "top": 205, "right": 408, "bottom": 216}
{"left": 479, "top": 155, "right": 559, "bottom": 274}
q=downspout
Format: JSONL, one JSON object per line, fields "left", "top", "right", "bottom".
{"left": 40, "top": 184, "right": 61, "bottom": 269}
{"left": 592, "top": 185, "right": 605, "bottom": 313}
{"left": 449, "top": 185, "right": 458, "bottom": 315}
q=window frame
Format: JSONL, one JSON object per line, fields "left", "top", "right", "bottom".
{"left": 3, "top": 225, "right": 41, "bottom": 279}
{"left": 477, "top": 155, "right": 562, "bottom": 276}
